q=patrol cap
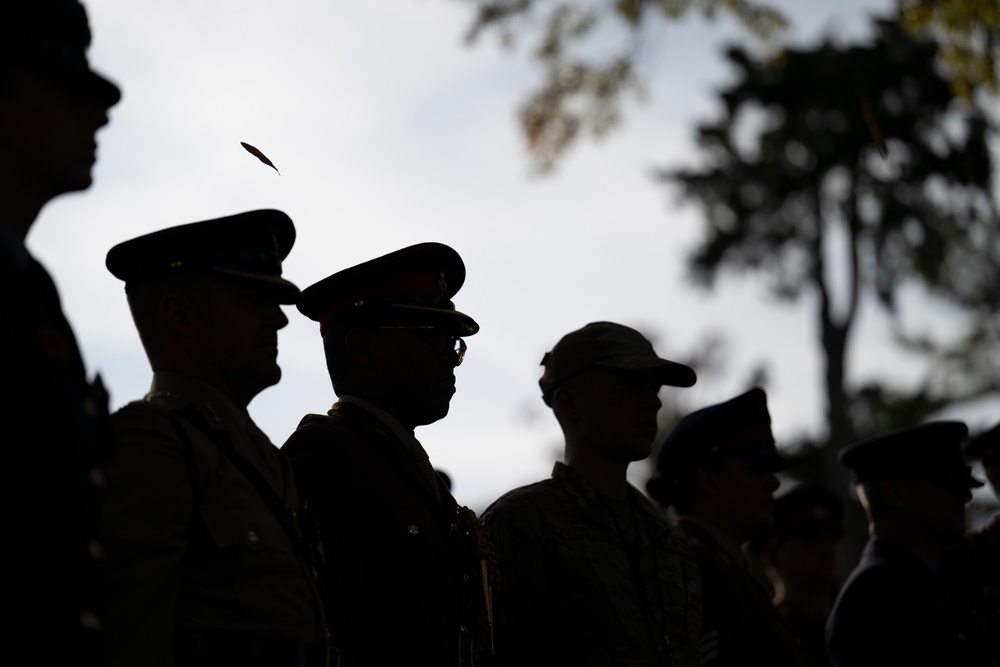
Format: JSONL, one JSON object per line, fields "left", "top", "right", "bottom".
{"left": 753, "top": 483, "right": 844, "bottom": 554}
{"left": 964, "top": 421, "right": 999, "bottom": 463}
{"left": 655, "top": 387, "right": 789, "bottom": 477}
{"left": 0, "top": 0, "right": 120, "bottom": 107}
{"left": 297, "top": 242, "right": 479, "bottom": 337}
{"left": 106, "top": 209, "right": 300, "bottom": 303}
{"left": 538, "top": 322, "right": 696, "bottom": 400}
{"left": 839, "top": 421, "right": 982, "bottom": 489}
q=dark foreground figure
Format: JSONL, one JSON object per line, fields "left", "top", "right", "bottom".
{"left": 648, "top": 388, "right": 804, "bottom": 667}
{"left": 0, "top": 0, "right": 119, "bottom": 661}
{"left": 283, "top": 243, "right": 493, "bottom": 667}
{"left": 827, "top": 421, "right": 993, "bottom": 667}
{"left": 482, "top": 321, "right": 702, "bottom": 667}
{"left": 102, "top": 211, "right": 327, "bottom": 666}
{"left": 753, "top": 484, "right": 844, "bottom": 667}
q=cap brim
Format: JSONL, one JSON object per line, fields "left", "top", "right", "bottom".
{"left": 389, "top": 303, "right": 480, "bottom": 336}
{"left": 214, "top": 267, "right": 300, "bottom": 305}
{"left": 596, "top": 355, "right": 696, "bottom": 387}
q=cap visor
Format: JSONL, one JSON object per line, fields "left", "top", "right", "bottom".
{"left": 597, "top": 356, "right": 696, "bottom": 387}
{"left": 389, "top": 303, "right": 480, "bottom": 336}
{"left": 214, "top": 267, "right": 300, "bottom": 304}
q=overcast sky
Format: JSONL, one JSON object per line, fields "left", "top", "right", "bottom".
{"left": 29, "top": 0, "right": 998, "bottom": 513}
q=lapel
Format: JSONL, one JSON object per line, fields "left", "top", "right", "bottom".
{"left": 332, "top": 402, "right": 457, "bottom": 531}
{"left": 175, "top": 389, "right": 289, "bottom": 502}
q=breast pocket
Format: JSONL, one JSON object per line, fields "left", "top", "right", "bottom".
{"left": 199, "top": 505, "right": 295, "bottom": 615}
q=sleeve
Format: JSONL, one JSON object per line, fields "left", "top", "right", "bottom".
{"left": 102, "top": 402, "right": 195, "bottom": 667}
{"left": 481, "top": 503, "right": 554, "bottom": 667}
{"left": 282, "top": 422, "right": 366, "bottom": 666}
{"left": 826, "top": 571, "right": 918, "bottom": 667}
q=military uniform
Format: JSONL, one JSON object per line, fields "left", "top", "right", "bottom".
{"left": 103, "top": 373, "right": 326, "bottom": 666}
{"left": 2, "top": 235, "right": 112, "bottom": 663}
{"left": 827, "top": 536, "right": 990, "bottom": 667}
{"left": 482, "top": 462, "right": 701, "bottom": 667}
{"left": 679, "top": 518, "right": 802, "bottom": 667}
{"left": 282, "top": 398, "right": 492, "bottom": 667}
{"left": 827, "top": 421, "right": 993, "bottom": 667}
{"left": 648, "top": 388, "right": 805, "bottom": 667}
{"left": 1, "top": 1, "right": 120, "bottom": 661}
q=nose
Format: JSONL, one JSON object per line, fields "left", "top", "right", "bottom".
{"left": 270, "top": 304, "right": 289, "bottom": 330}
{"left": 764, "top": 471, "right": 780, "bottom": 493}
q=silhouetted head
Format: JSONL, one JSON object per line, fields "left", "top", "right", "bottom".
{"left": 539, "top": 322, "right": 696, "bottom": 464}
{"left": 0, "top": 0, "right": 120, "bottom": 106}
{"left": 106, "top": 210, "right": 299, "bottom": 407}
{"left": 841, "top": 421, "right": 981, "bottom": 547}
{"left": 298, "top": 242, "right": 478, "bottom": 430}
{"left": 648, "top": 388, "right": 788, "bottom": 543}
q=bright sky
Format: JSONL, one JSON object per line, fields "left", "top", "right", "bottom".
{"left": 29, "top": 0, "right": 998, "bottom": 513}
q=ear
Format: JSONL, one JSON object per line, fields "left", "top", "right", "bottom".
{"left": 552, "top": 385, "right": 581, "bottom": 422}
{"left": 345, "top": 328, "right": 375, "bottom": 368}
{"left": 160, "top": 293, "right": 199, "bottom": 337}
{"left": 879, "top": 476, "right": 911, "bottom": 509}
{"left": 696, "top": 463, "right": 721, "bottom": 499}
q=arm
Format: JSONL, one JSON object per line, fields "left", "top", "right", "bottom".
{"left": 481, "top": 504, "right": 554, "bottom": 667}
{"left": 102, "top": 402, "right": 194, "bottom": 667}
{"left": 283, "top": 421, "right": 366, "bottom": 666}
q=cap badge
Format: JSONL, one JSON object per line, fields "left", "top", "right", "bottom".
{"left": 438, "top": 271, "right": 448, "bottom": 296}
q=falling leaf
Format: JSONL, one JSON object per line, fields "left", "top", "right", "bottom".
{"left": 240, "top": 141, "right": 280, "bottom": 175}
{"left": 859, "top": 95, "right": 888, "bottom": 159}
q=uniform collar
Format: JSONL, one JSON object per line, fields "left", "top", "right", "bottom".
{"left": 337, "top": 394, "right": 423, "bottom": 454}
{"left": 148, "top": 371, "right": 252, "bottom": 431}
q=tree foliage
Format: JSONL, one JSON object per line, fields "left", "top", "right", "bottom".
{"left": 665, "top": 18, "right": 1000, "bottom": 453}
{"left": 897, "top": 0, "right": 1000, "bottom": 99}
{"left": 457, "top": 0, "right": 787, "bottom": 171}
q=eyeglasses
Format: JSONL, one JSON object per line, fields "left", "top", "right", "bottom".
{"left": 374, "top": 326, "right": 468, "bottom": 366}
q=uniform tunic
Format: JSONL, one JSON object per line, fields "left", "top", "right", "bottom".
{"left": 102, "top": 372, "right": 324, "bottom": 666}
{"left": 1, "top": 234, "right": 111, "bottom": 665}
{"left": 481, "top": 463, "right": 702, "bottom": 667}
{"left": 282, "top": 399, "right": 491, "bottom": 667}
{"left": 827, "top": 535, "right": 993, "bottom": 667}
{"left": 678, "top": 517, "right": 804, "bottom": 667}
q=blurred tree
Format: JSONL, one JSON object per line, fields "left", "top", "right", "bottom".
{"left": 897, "top": 0, "right": 999, "bottom": 99}
{"left": 456, "top": 0, "right": 787, "bottom": 171}
{"left": 664, "top": 18, "right": 1000, "bottom": 472}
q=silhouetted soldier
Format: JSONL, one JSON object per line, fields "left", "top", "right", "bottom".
{"left": 753, "top": 484, "right": 845, "bottom": 667}
{"left": 0, "top": 0, "right": 119, "bottom": 661}
{"left": 647, "top": 388, "right": 804, "bottom": 667}
{"left": 827, "top": 421, "right": 992, "bottom": 667}
{"left": 282, "top": 243, "right": 492, "bottom": 667}
{"left": 481, "top": 321, "right": 702, "bottom": 667}
{"left": 940, "top": 421, "right": 1000, "bottom": 666}
{"left": 102, "top": 211, "right": 327, "bottom": 666}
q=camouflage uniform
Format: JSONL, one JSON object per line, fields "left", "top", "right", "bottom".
{"left": 679, "top": 518, "right": 804, "bottom": 667}
{"left": 482, "top": 462, "right": 701, "bottom": 667}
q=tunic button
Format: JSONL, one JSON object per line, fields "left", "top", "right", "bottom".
{"left": 82, "top": 397, "right": 99, "bottom": 417}
{"left": 79, "top": 610, "right": 101, "bottom": 630}
{"left": 407, "top": 525, "right": 420, "bottom": 535}
{"left": 463, "top": 573, "right": 470, "bottom": 583}
{"left": 88, "top": 539, "right": 105, "bottom": 561}
{"left": 248, "top": 530, "right": 260, "bottom": 545}
{"left": 88, "top": 467, "right": 106, "bottom": 489}
{"left": 290, "top": 509, "right": 298, "bottom": 520}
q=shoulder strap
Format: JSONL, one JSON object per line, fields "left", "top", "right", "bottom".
{"left": 166, "top": 405, "right": 318, "bottom": 566}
